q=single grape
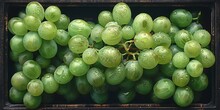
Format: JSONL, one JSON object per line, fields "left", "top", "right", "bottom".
{"left": 173, "top": 86, "right": 194, "bottom": 107}
{"left": 98, "top": 46, "right": 122, "bottom": 68}
{"left": 184, "top": 40, "right": 201, "bottom": 58}
{"left": 26, "top": 1, "right": 44, "bottom": 21}
{"left": 152, "top": 32, "right": 171, "bottom": 48}
{"left": 23, "top": 60, "right": 41, "bottom": 79}
{"left": 135, "top": 78, "right": 153, "bottom": 95}
{"left": 172, "top": 52, "right": 189, "bottom": 69}
{"left": 23, "top": 92, "right": 42, "bottom": 109}
{"left": 35, "top": 55, "right": 51, "bottom": 69}
{"left": 9, "top": 87, "right": 26, "bottom": 103}
{"left": 192, "top": 29, "right": 211, "bottom": 47}
{"left": 27, "top": 79, "right": 44, "bottom": 96}
{"left": 118, "top": 90, "right": 136, "bottom": 104}
{"left": 105, "top": 63, "right": 126, "bottom": 85}
{"left": 153, "top": 16, "right": 171, "bottom": 33}
{"left": 153, "top": 78, "right": 175, "bottom": 99}
{"left": 134, "top": 32, "right": 154, "bottom": 50}
{"left": 54, "top": 65, "right": 73, "bottom": 84}
{"left": 154, "top": 46, "right": 172, "bottom": 64}
{"left": 186, "top": 22, "right": 203, "bottom": 34}
{"left": 68, "top": 19, "right": 91, "bottom": 38}
{"left": 82, "top": 48, "right": 98, "bottom": 65}
{"left": 18, "top": 51, "right": 33, "bottom": 65}
{"left": 76, "top": 75, "right": 92, "bottom": 95}
{"left": 87, "top": 67, "right": 105, "bottom": 87}
{"left": 195, "top": 48, "right": 215, "bottom": 68}
{"left": 69, "top": 58, "right": 90, "bottom": 76}
{"left": 39, "top": 40, "right": 57, "bottom": 59}
{"left": 54, "top": 14, "right": 70, "bottom": 30}
{"left": 138, "top": 49, "right": 158, "bottom": 69}
{"left": 45, "top": 6, "right": 61, "bottom": 22}
{"left": 189, "top": 73, "right": 208, "bottom": 92}
{"left": 112, "top": 2, "right": 131, "bottom": 25}
{"left": 11, "top": 20, "right": 27, "bottom": 36}
{"left": 186, "top": 60, "right": 203, "bottom": 77}
{"left": 98, "top": 11, "right": 113, "bottom": 27}
{"left": 38, "top": 21, "right": 57, "bottom": 40}
{"left": 172, "top": 69, "right": 190, "bottom": 87}
{"left": 174, "top": 30, "right": 191, "bottom": 48}
{"left": 10, "top": 35, "right": 25, "bottom": 54}
{"left": 68, "top": 35, "right": 89, "bottom": 54}
{"left": 41, "top": 73, "right": 59, "bottom": 94}
{"left": 23, "top": 15, "right": 41, "bottom": 31}
{"left": 101, "top": 25, "right": 122, "bottom": 45}
{"left": 90, "top": 24, "right": 104, "bottom": 43}
{"left": 121, "top": 25, "right": 135, "bottom": 40}
{"left": 132, "top": 13, "right": 153, "bottom": 33}
{"left": 11, "top": 71, "right": 31, "bottom": 91}
{"left": 169, "top": 24, "right": 179, "bottom": 43}
{"left": 23, "top": 32, "right": 42, "bottom": 52}
{"left": 170, "top": 9, "right": 192, "bottom": 28}
{"left": 125, "top": 60, "right": 143, "bottom": 81}
{"left": 54, "top": 29, "right": 70, "bottom": 46}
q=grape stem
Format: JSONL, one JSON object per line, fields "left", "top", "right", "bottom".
{"left": 192, "top": 11, "right": 201, "bottom": 23}
{"left": 121, "top": 40, "right": 139, "bottom": 60}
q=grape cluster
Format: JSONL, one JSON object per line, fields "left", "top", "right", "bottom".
{"left": 8, "top": 1, "right": 215, "bottom": 109}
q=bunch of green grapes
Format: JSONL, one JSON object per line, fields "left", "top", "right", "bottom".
{"left": 8, "top": 1, "right": 215, "bottom": 109}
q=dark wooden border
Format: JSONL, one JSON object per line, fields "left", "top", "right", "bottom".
{"left": 0, "top": 0, "right": 219, "bottom": 109}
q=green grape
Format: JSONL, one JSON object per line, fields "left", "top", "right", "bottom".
{"left": 10, "top": 35, "right": 25, "bottom": 54}
{"left": 105, "top": 63, "right": 126, "bottom": 85}
{"left": 9, "top": 87, "right": 26, "bottom": 103}
{"left": 189, "top": 73, "right": 208, "bottom": 92}
{"left": 54, "top": 65, "right": 73, "bottom": 84}
{"left": 76, "top": 75, "right": 92, "bottom": 95}
{"left": 35, "top": 55, "right": 51, "bottom": 69}
{"left": 118, "top": 90, "right": 136, "bottom": 104}
{"left": 38, "top": 21, "right": 57, "bottom": 40}
{"left": 26, "top": 1, "right": 44, "bottom": 21}
{"left": 184, "top": 40, "right": 201, "bottom": 58}
{"left": 11, "top": 71, "right": 30, "bottom": 91}
{"left": 125, "top": 60, "right": 143, "bottom": 81}
{"left": 18, "top": 11, "right": 26, "bottom": 19}
{"left": 186, "top": 60, "right": 203, "bottom": 77}
{"left": 195, "top": 48, "right": 215, "bottom": 68}
{"left": 121, "top": 25, "right": 135, "bottom": 40}
{"left": 27, "top": 79, "right": 44, "bottom": 96}
{"left": 23, "top": 60, "right": 41, "bottom": 79}
{"left": 63, "top": 51, "right": 76, "bottom": 65}
{"left": 41, "top": 73, "right": 59, "bottom": 94}
{"left": 69, "top": 58, "right": 90, "bottom": 76}
{"left": 98, "top": 46, "right": 122, "bottom": 68}
{"left": 172, "top": 52, "right": 189, "bottom": 69}
{"left": 192, "top": 29, "right": 211, "bottom": 47}
{"left": 18, "top": 51, "right": 33, "bottom": 65}
{"left": 98, "top": 11, "right": 113, "bottom": 27}
{"left": 11, "top": 20, "right": 27, "bottom": 36}
{"left": 54, "top": 14, "right": 70, "bottom": 30}
{"left": 23, "top": 92, "right": 42, "bottom": 109}
{"left": 112, "top": 2, "right": 131, "bottom": 25}
{"left": 153, "top": 78, "right": 175, "bottom": 99}
{"left": 87, "top": 67, "right": 105, "bottom": 87}
{"left": 68, "top": 19, "right": 91, "bottom": 38}
{"left": 101, "top": 25, "right": 122, "bottom": 45}
{"left": 173, "top": 86, "right": 194, "bottom": 107}
{"left": 132, "top": 13, "right": 153, "bottom": 33}
{"left": 174, "top": 30, "right": 191, "bottom": 48}
{"left": 90, "top": 24, "right": 104, "bottom": 43}
{"left": 45, "top": 6, "right": 61, "bottom": 22}
{"left": 154, "top": 46, "right": 172, "bottom": 64}
{"left": 46, "top": 65, "right": 56, "bottom": 73}
{"left": 105, "top": 21, "right": 120, "bottom": 28}
{"left": 134, "top": 32, "right": 154, "bottom": 50}
{"left": 39, "top": 40, "right": 57, "bottom": 59}
{"left": 135, "top": 78, "right": 153, "bottom": 95}
{"left": 186, "top": 22, "right": 203, "bottom": 34}
{"left": 23, "top": 15, "right": 41, "bottom": 31}
{"left": 152, "top": 32, "right": 171, "bottom": 48}
{"left": 138, "top": 49, "right": 158, "bottom": 69}
{"left": 153, "top": 16, "right": 171, "bottom": 33}
{"left": 170, "top": 9, "right": 192, "bottom": 28}
{"left": 169, "top": 24, "right": 179, "bottom": 43}
{"left": 54, "top": 29, "right": 70, "bottom": 46}
{"left": 8, "top": 17, "right": 22, "bottom": 34}
{"left": 82, "top": 48, "right": 98, "bottom": 65}
{"left": 23, "top": 31, "right": 42, "bottom": 52}
{"left": 87, "top": 21, "right": 95, "bottom": 29}
{"left": 68, "top": 35, "right": 89, "bottom": 54}
{"left": 172, "top": 69, "right": 190, "bottom": 87}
